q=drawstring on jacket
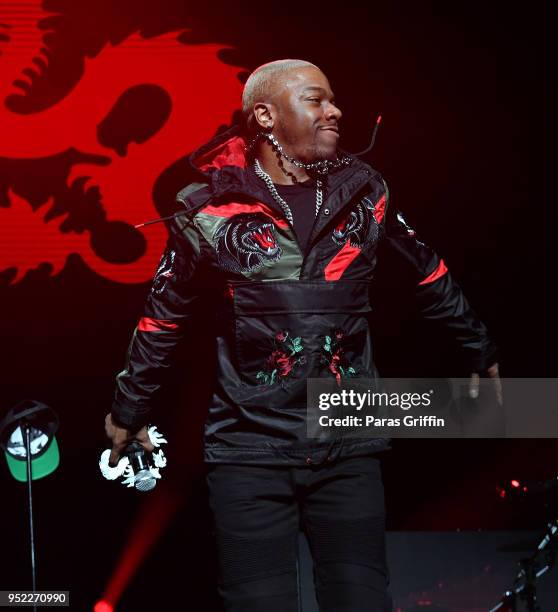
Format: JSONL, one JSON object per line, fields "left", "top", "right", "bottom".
{"left": 134, "top": 115, "right": 383, "bottom": 229}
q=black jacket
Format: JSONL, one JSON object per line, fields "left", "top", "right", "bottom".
{"left": 111, "top": 126, "right": 498, "bottom": 466}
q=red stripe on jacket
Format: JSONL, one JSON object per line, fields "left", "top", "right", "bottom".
{"left": 324, "top": 242, "right": 362, "bottom": 280}
{"left": 373, "top": 195, "right": 387, "bottom": 223}
{"left": 418, "top": 259, "right": 448, "bottom": 285}
{"left": 138, "top": 317, "right": 179, "bottom": 332}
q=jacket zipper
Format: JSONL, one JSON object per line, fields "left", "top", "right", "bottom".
{"left": 299, "top": 172, "right": 373, "bottom": 278}
{"left": 299, "top": 205, "right": 327, "bottom": 278}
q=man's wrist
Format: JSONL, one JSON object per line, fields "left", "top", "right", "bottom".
{"left": 110, "top": 411, "right": 141, "bottom": 433}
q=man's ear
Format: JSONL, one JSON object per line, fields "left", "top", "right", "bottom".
{"left": 253, "top": 102, "right": 275, "bottom": 130}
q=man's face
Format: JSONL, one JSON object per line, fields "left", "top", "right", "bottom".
{"left": 269, "top": 67, "right": 342, "bottom": 162}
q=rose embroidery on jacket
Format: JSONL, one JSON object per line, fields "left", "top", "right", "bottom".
{"left": 321, "top": 329, "right": 357, "bottom": 386}
{"left": 256, "top": 330, "right": 306, "bottom": 385}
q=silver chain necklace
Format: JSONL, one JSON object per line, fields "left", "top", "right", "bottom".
{"left": 246, "top": 132, "right": 352, "bottom": 176}
{"left": 254, "top": 159, "right": 323, "bottom": 226}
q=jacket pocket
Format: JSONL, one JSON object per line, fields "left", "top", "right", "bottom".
{"left": 230, "top": 279, "right": 374, "bottom": 387}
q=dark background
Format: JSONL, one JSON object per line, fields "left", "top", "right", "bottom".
{"left": 1, "top": 1, "right": 547, "bottom": 609}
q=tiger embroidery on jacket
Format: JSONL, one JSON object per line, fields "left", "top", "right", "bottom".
{"left": 332, "top": 197, "right": 379, "bottom": 248}
{"left": 213, "top": 212, "right": 282, "bottom": 273}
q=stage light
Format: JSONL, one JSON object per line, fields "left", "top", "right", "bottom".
{"left": 97, "top": 483, "right": 180, "bottom": 608}
{"left": 94, "top": 601, "right": 113, "bottom": 612}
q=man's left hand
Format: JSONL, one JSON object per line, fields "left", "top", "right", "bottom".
{"left": 468, "top": 362, "right": 503, "bottom": 405}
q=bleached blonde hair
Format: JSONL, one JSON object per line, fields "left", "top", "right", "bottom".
{"left": 242, "top": 59, "right": 320, "bottom": 132}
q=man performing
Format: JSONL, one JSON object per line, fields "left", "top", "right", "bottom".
{"left": 104, "top": 59, "right": 499, "bottom": 611}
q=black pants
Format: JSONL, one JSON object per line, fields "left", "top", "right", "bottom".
{"left": 205, "top": 455, "right": 392, "bottom": 611}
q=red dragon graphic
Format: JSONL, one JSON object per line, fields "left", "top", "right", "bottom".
{"left": 0, "top": 0, "right": 244, "bottom": 283}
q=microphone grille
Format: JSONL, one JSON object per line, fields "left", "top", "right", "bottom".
{"left": 134, "top": 469, "right": 157, "bottom": 492}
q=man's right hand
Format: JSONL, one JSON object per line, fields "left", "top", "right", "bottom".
{"left": 104, "top": 413, "right": 155, "bottom": 467}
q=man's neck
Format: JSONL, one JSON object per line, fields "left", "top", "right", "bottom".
{"left": 255, "top": 142, "right": 310, "bottom": 185}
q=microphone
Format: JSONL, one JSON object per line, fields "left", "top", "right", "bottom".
{"left": 124, "top": 441, "right": 157, "bottom": 492}
{"left": 99, "top": 424, "right": 168, "bottom": 491}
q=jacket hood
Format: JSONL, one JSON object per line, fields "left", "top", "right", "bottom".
{"left": 187, "top": 124, "right": 375, "bottom": 194}
{"left": 188, "top": 124, "right": 248, "bottom": 178}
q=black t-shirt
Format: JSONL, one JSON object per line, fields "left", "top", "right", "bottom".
{"left": 274, "top": 179, "right": 317, "bottom": 253}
